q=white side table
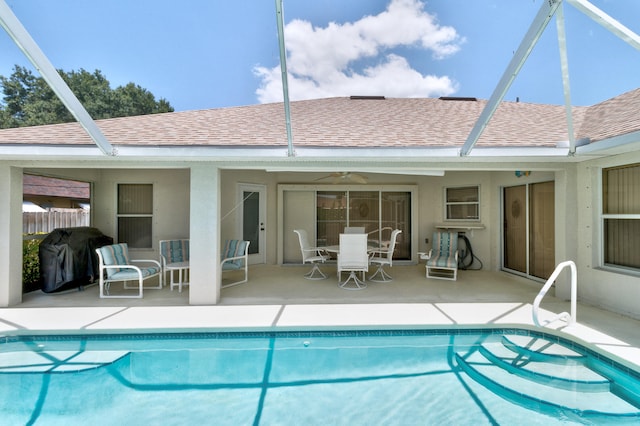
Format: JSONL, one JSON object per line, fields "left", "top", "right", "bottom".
{"left": 166, "top": 261, "right": 189, "bottom": 292}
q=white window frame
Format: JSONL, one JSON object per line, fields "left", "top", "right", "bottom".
{"left": 116, "top": 183, "right": 154, "bottom": 249}
{"left": 444, "top": 185, "right": 480, "bottom": 221}
{"left": 600, "top": 164, "right": 640, "bottom": 273}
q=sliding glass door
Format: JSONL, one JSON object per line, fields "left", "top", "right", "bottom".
{"left": 503, "top": 185, "right": 527, "bottom": 273}
{"left": 317, "top": 190, "right": 410, "bottom": 260}
{"left": 503, "top": 181, "right": 555, "bottom": 279}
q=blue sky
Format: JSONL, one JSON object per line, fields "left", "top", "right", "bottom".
{"left": 1, "top": 0, "right": 639, "bottom": 112}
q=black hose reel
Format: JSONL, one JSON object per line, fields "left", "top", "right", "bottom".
{"left": 458, "top": 233, "right": 483, "bottom": 270}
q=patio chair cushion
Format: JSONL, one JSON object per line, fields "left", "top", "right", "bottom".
{"left": 160, "top": 239, "right": 189, "bottom": 263}
{"left": 428, "top": 253, "right": 458, "bottom": 269}
{"left": 428, "top": 232, "right": 458, "bottom": 268}
{"left": 98, "top": 243, "right": 131, "bottom": 278}
{"left": 109, "top": 267, "right": 161, "bottom": 281}
{"left": 222, "top": 240, "right": 248, "bottom": 270}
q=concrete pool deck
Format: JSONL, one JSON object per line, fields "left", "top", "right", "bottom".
{"left": 2, "top": 265, "right": 640, "bottom": 371}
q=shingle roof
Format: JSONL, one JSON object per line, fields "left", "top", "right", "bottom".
{"left": 0, "top": 89, "right": 638, "bottom": 150}
{"left": 23, "top": 175, "right": 90, "bottom": 198}
{"left": 577, "top": 88, "right": 640, "bottom": 142}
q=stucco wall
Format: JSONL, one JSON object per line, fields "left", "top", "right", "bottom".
{"left": 22, "top": 162, "right": 639, "bottom": 318}
{"left": 418, "top": 171, "right": 495, "bottom": 271}
{"left": 272, "top": 171, "right": 506, "bottom": 271}
{"left": 92, "top": 168, "right": 190, "bottom": 260}
{"left": 0, "top": 165, "right": 23, "bottom": 307}
{"left": 575, "top": 152, "right": 640, "bottom": 320}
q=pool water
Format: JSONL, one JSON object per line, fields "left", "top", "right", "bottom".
{"left": 0, "top": 329, "right": 638, "bottom": 425}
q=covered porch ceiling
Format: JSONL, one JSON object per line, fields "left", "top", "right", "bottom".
{"left": 1, "top": 0, "right": 639, "bottom": 163}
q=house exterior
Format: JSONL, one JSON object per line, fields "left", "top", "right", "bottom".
{"left": 23, "top": 174, "right": 90, "bottom": 210}
{"left": 1, "top": 89, "right": 640, "bottom": 321}
{"left": 22, "top": 175, "right": 91, "bottom": 233}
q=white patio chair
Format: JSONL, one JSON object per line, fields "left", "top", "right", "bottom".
{"left": 159, "top": 239, "right": 190, "bottom": 292}
{"left": 337, "top": 233, "right": 369, "bottom": 290}
{"left": 368, "top": 229, "right": 402, "bottom": 282}
{"left": 96, "top": 243, "right": 162, "bottom": 298}
{"left": 425, "top": 231, "right": 459, "bottom": 280}
{"left": 293, "top": 229, "right": 329, "bottom": 280}
{"left": 221, "top": 240, "right": 250, "bottom": 288}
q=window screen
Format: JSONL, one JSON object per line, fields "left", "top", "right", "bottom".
{"left": 603, "top": 165, "right": 640, "bottom": 269}
{"left": 117, "top": 184, "right": 153, "bottom": 248}
{"left": 445, "top": 186, "right": 479, "bottom": 220}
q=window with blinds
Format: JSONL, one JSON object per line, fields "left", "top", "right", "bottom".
{"left": 117, "top": 183, "right": 153, "bottom": 248}
{"left": 603, "top": 164, "right": 640, "bottom": 269}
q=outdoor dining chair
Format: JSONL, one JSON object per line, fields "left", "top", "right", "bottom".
{"left": 344, "top": 226, "right": 365, "bottom": 234}
{"left": 293, "top": 229, "right": 329, "bottom": 280}
{"left": 337, "top": 233, "right": 369, "bottom": 290}
{"left": 368, "top": 229, "right": 402, "bottom": 282}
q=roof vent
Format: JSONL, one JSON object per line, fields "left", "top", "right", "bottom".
{"left": 438, "top": 96, "right": 477, "bottom": 101}
{"left": 350, "top": 95, "right": 385, "bottom": 100}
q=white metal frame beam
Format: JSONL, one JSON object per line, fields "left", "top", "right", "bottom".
{"left": 275, "top": 0, "right": 295, "bottom": 157}
{"left": 556, "top": 3, "right": 576, "bottom": 155}
{"left": 3, "top": 0, "right": 639, "bottom": 160}
{"left": 461, "top": 0, "right": 640, "bottom": 157}
{"left": 460, "top": 0, "right": 561, "bottom": 157}
{"left": 0, "top": 0, "right": 115, "bottom": 156}
{"left": 567, "top": 0, "right": 640, "bottom": 50}
{"left": 576, "top": 129, "right": 640, "bottom": 156}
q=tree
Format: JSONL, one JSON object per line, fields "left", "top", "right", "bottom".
{"left": 0, "top": 65, "right": 174, "bottom": 128}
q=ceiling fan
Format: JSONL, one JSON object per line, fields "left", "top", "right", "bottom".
{"left": 315, "top": 172, "right": 368, "bottom": 184}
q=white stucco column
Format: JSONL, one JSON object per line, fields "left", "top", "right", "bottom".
{"left": 0, "top": 165, "right": 23, "bottom": 306}
{"left": 189, "top": 164, "right": 221, "bottom": 304}
{"left": 554, "top": 167, "right": 577, "bottom": 300}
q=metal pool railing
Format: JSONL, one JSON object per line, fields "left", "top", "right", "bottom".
{"left": 532, "top": 260, "right": 577, "bottom": 327}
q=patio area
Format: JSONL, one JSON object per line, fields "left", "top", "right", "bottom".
{"left": 4, "top": 264, "right": 640, "bottom": 372}
{"left": 18, "top": 264, "right": 549, "bottom": 307}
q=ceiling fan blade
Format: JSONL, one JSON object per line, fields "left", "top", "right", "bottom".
{"left": 350, "top": 173, "right": 368, "bottom": 184}
{"left": 314, "top": 173, "right": 338, "bottom": 182}
{"left": 314, "top": 172, "right": 368, "bottom": 184}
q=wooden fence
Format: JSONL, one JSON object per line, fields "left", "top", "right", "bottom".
{"left": 23, "top": 210, "right": 90, "bottom": 234}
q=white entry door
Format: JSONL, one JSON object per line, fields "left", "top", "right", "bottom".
{"left": 237, "top": 183, "right": 266, "bottom": 264}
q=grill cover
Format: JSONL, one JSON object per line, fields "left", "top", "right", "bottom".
{"left": 39, "top": 227, "right": 113, "bottom": 293}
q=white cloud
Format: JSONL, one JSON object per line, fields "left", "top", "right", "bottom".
{"left": 255, "top": 0, "right": 463, "bottom": 103}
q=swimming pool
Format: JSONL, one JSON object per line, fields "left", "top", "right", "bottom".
{"left": 1, "top": 328, "right": 639, "bottom": 425}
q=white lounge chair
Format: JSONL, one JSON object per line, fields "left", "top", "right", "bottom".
{"left": 425, "top": 231, "right": 459, "bottom": 280}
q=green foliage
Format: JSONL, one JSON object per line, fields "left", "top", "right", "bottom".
{"left": 23, "top": 236, "right": 42, "bottom": 292}
{"left": 0, "top": 65, "right": 174, "bottom": 128}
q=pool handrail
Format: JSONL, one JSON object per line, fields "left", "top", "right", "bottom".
{"left": 532, "top": 260, "right": 577, "bottom": 327}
